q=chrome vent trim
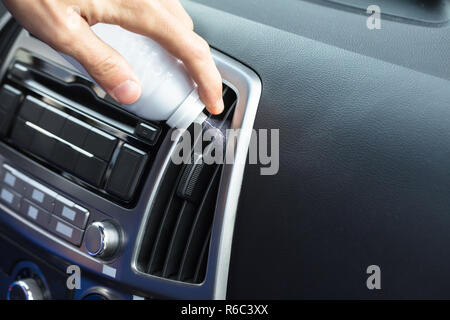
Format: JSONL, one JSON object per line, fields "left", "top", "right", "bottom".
{"left": 131, "top": 50, "right": 261, "bottom": 298}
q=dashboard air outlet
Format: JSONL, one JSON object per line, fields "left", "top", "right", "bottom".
{"left": 136, "top": 84, "right": 237, "bottom": 284}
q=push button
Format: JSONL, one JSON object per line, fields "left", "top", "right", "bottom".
{"left": 0, "top": 170, "right": 26, "bottom": 193}
{"left": 105, "top": 144, "right": 147, "bottom": 200}
{"left": 74, "top": 154, "right": 107, "bottom": 187}
{"left": 38, "top": 106, "right": 67, "bottom": 135}
{"left": 19, "top": 199, "right": 51, "bottom": 229}
{"left": 53, "top": 195, "right": 89, "bottom": 229}
{"left": 50, "top": 142, "right": 80, "bottom": 172}
{"left": 29, "top": 131, "right": 56, "bottom": 159}
{"left": 18, "top": 96, "right": 45, "bottom": 123}
{"left": 59, "top": 116, "right": 90, "bottom": 148}
{"left": 0, "top": 186, "right": 21, "bottom": 211}
{"left": 48, "top": 215, "right": 84, "bottom": 246}
{"left": 0, "top": 85, "right": 22, "bottom": 136}
{"left": 135, "top": 122, "right": 159, "bottom": 144}
{"left": 10, "top": 119, "right": 36, "bottom": 150}
{"left": 24, "top": 185, "right": 54, "bottom": 213}
{"left": 0, "top": 85, "right": 22, "bottom": 111}
{"left": 83, "top": 127, "right": 117, "bottom": 161}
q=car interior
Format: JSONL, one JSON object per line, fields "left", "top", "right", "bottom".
{"left": 0, "top": 0, "right": 449, "bottom": 300}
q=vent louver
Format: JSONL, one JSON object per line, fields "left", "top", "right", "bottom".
{"left": 136, "top": 84, "right": 238, "bottom": 284}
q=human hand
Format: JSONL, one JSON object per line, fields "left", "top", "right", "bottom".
{"left": 3, "top": 0, "right": 224, "bottom": 114}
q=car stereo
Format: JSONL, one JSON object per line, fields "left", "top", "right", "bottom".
{"left": 0, "top": 49, "right": 166, "bottom": 206}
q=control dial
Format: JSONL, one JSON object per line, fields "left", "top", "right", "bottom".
{"left": 7, "top": 278, "right": 45, "bottom": 300}
{"left": 85, "top": 221, "right": 120, "bottom": 259}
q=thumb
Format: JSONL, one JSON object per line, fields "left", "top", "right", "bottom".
{"left": 61, "top": 26, "right": 141, "bottom": 105}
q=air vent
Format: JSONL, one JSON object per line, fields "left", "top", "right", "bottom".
{"left": 136, "top": 84, "right": 237, "bottom": 284}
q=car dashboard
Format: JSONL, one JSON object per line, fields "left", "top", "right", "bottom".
{"left": 1, "top": 0, "right": 450, "bottom": 300}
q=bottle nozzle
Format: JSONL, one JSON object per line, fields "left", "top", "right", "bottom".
{"left": 166, "top": 88, "right": 205, "bottom": 129}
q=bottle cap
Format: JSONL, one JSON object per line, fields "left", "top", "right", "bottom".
{"left": 166, "top": 88, "right": 206, "bottom": 129}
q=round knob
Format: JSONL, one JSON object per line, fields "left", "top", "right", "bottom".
{"left": 85, "top": 221, "right": 120, "bottom": 258}
{"left": 83, "top": 293, "right": 108, "bottom": 300}
{"left": 7, "top": 278, "right": 44, "bottom": 300}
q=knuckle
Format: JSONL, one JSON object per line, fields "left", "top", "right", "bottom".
{"left": 84, "top": 8, "right": 100, "bottom": 26}
{"left": 84, "top": 0, "right": 110, "bottom": 25}
{"left": 192, "top": 37, "right": 211, "bottom": 62}
{"left": 89, "top": 54, "right": 120, "bottom": 78}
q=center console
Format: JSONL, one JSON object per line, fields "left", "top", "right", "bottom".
{"left": 0, "top": 18, "right": 261, "bottom": 299}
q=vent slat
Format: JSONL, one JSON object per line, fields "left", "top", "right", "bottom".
{"left": 177, "top": 165, "right": 221, "bottom": 281}
{"left": 194, "top": 228, "right": 212, "bottom": 283}
{"left": 162, "top": 200, "right": 196, "bottom": 278}
{"left": 147, "top": 171, "right": 184, "bottom": 274}
{"left": 139, "top": 162, "right": 183, "bottom": 272}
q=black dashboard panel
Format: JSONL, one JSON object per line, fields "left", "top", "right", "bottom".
{"left": 184, "top": 0, "right": 450, "bottom": 298}
{"left": 0, "top": 0, "right": 449, "bottom": 300}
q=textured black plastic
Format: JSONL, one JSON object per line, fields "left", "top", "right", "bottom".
{"left": 186, "top": 0, "right": 450, "bottom": 299}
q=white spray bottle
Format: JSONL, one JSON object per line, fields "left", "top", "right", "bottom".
{"left": 61, "top": 24, "right": 207, "bottom": 129}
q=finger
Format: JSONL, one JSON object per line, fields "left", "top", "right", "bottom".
{"left": 93, "top": 0, "right": 224, "bottom": 114}
{"left": 55, "top": 13, "right": 141, "bottom": 105}
{"left": 150, "top": 17, "right": 224, "bottom": 115}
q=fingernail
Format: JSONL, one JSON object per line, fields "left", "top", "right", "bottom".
{"left": 110, "top": 80, "right": 141, "bottom": 105}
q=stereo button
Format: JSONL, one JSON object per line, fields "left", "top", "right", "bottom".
{"left": 0, "top": 186, "right": 21, "bottom": 211}
{"left": 60, "top": 116, "right": 90, "bottom": 148}
{"left": 29, "top": 131, "right": 56, "bottom": 159}
{"left": 51, "top": 142, "right": 80, "bottom": 172}
{"left": 53, "top": 195, "right": 89, "bottom": 229}
{"left": 0, "top": 85, "right": 22, "bottom": 111}
{"left": 19, "top": 199, "right": 51, "bottom": 229}
{"left": 38, "top": 107, "right": 67, "bottom": 135}
{"left": 24, "top": 186, "right": 54, "bottom": 213}
{"left": 18, "top": 96, "right": 45, "bottom": 123}
{"left": 10, "top": 119, "right": 36, "bottom": 150}
{"left": 74, "top": 154, "right": 107, "bottom": 187}
{"left": 48, "top": 215, "right": 84, "bottom": 246}
{"left": 0, "top": 85, "right": 22, "bottom": 136}
{"left": 105, "top": 144, "right": 147, "bottom": 200}
{"left": 83, "top": 127, "right": 117, "bottom": 161}
{"left": 135, "top": 122, "right": 159, "bottom": 144}
{"left": 0, "top": 170, "right": 26, "bottom": 193}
